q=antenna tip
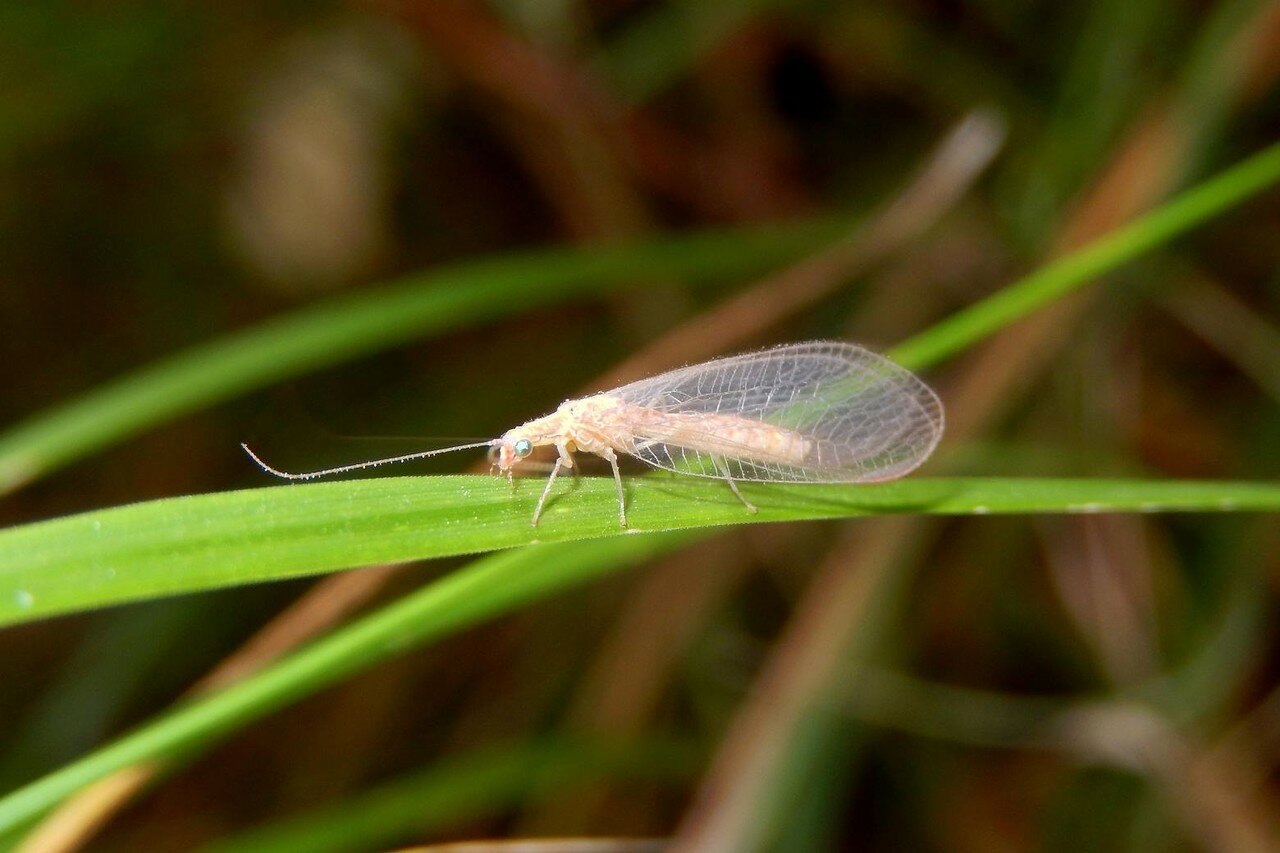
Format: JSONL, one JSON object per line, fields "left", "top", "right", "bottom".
{"left": 241, "top": 442, "right": 285, "bottom": 478}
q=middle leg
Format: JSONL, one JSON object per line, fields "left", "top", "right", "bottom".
{"left": 600, "top": 448, "right": 627, "bottom": 528}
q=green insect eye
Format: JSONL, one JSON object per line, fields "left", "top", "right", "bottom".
{"left": 514, "top": 439, "right": 533, "bottom": 458}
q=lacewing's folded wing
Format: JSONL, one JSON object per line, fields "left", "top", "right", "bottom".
{"left": 601, "top": 342, "right": 943, "bottom": 483}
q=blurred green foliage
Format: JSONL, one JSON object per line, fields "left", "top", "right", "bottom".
{"left": 2, "top": 1, "right": 1279, "bottom": 851}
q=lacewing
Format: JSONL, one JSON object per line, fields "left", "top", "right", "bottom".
{"left": 243, "top": 341, "right": 944, "bottom": 527}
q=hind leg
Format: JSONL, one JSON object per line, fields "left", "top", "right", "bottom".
{"left": 712, "top": 456, "right": 757, "bottom": 514}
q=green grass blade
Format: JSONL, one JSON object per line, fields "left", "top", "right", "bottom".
{"left": 0, "top": 534, "right": 687, "bottom": 835}
{"left": 0, "top": 217, "right": 849, "bottom": 495}
{"left": 5, "top": 475, "right": 1275, "bottom": 835}
{"left": 891, "top": 138, "right": 1280, "bottom": 370}
{"left": 200, "top": 737, "right": 696, "bottom": 853}
{"left": 2, "top": 475, "right": 1278, "bottom": 626}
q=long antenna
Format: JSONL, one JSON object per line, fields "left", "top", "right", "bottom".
{"left": 241, "top": 441, "right": 495, "bottom": 480}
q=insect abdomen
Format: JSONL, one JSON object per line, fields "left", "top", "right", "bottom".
{"left": 624, "top": 407, "right": 812, "bottom": 464}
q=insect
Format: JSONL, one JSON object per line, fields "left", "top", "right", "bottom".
{"left": 243, "top": 341, "right": 944, "bottom": 528}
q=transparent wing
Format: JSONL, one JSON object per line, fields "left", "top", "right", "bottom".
{"left": 603, "top": 341, "right": 943, "bottom": 483}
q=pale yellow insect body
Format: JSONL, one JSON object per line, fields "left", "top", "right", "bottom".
{"left": 493, "top": 394, "right": 815, "bottom": 526}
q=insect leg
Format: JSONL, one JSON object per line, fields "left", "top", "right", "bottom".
{"left": 531, "top": 457, "right": 564, "bottom": 526}
{"left": 600, "top": 448, "right": 627, "bottom": 528}
{"left": 712, "top": 456, "right": 758, "bottom": 514}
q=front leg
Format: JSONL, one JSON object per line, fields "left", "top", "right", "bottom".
{"left": 531, "top": 457, "right": 564, "bottom": 526}
{"left": 531, "top": 445, "right": 576, "bottom": 527}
